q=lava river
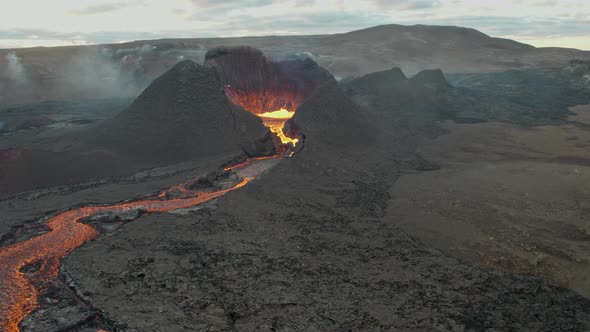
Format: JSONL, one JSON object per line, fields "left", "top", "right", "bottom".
{"left": 257, "top": 108, "right": 298, "bottom": 148}
{"left": 0, "top": 157, "right": 279, "bottom": 332}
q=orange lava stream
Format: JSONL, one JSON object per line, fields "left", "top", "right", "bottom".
{"left": 0, "top": 177, "right": 252, "bottom": 332}
{"left": 224, "top": 155, "right": 279, "bottom": 171}
{"left": 257, "top": 108, "right": 298, "bottom": 147}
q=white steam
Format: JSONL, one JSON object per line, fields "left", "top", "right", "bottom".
{"left": 1, "top": 43, "right": 211, "bottom": 103}
{"left": 5, "top": 52, "right": 29, "bottom": 85}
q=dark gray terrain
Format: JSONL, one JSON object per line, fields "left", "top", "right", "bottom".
{"left": 59, "top": 78, "right": 590, "bottom": 331}
{"left": 0, "top": 39, "right": 589, "bottom": 331}
{"left": 2, "top": 24, "right": 590, "bottom": 104}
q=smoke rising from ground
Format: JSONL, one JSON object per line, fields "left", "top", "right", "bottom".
{"left": 5, "top": 52, "right": 28, "bottom": 86}
{"left": 60, "top": 48, "right": 147, "bottom": 99}
{"left": 63, "top": 44, "right": 209, "bottom": 100}
{"left": 0, "top": 43, "right": 212, "bottom": 103}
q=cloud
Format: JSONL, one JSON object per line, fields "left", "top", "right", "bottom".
{"left": 69, "top": 2, "right": 135, "bottom": 15}
{"left": 532, "top": 0, "right": 557, "bottom": 6}
{"left": 184, "top": 0, "right": 275, "bottom": 19}
{"left": 295, "top": 0, "right": 315, "bottom": 6}
{"left": 372, "top": 0, "right": 441, "bottom": 10}
{"left": 187, "top": 0, "right": 272, "bottom": 9}
{"left": 0, "top": 29, "right": 167, "bottom": 46}
{"left": 193, "top": 10, "right": 391, "bottom": 36}
{"left": 1, "top": 0, "right": 589, "bottom": 50}
{"left": 419, "top": 16, "right": 590, "bottom": 38}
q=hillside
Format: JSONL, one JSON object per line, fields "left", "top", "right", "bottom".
{"left": 1, "top": 24, "right": 589, "bottom": 104}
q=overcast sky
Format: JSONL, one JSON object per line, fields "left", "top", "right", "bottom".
{"left": 0, "top": 0, "right": 588, "bottom": 50}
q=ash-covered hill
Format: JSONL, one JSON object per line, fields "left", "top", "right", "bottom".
{"left": 1, "top": 24, "right": 589, "bottom": 104}
{"left": 341, "top": 67, "right": 459, "bottom": 142}
{"left": 447, "top": 60, "right": 590, "bottom": 125}
{"left": 343, "top": 62, "right": 590, "bottom": 132}
{"left": 93, "top": 60, "right": 274, "bottom": 165}
{"left": 290, "top": 80, "right": 376, "bottom": 159}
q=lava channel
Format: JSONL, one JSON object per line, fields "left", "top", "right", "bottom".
{"left": 257, "top": 108, "right": 298, "bottom": 148}
{"left": 0, "top": 157, "right": 277, "bottom": 332}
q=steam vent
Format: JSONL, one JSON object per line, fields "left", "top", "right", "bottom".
{"left": 205, "top": 46, "right": 334, "bottom": 154}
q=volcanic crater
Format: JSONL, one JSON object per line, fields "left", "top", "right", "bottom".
{"left": 205, "top": 46, "right": 335, "bottom": 155}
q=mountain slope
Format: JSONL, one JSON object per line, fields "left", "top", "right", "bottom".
{"left": 1, "top": 24, "right": 588, "bottom": 104}
{"left": 93, "top": 60, "right": 274, "bottom": 164}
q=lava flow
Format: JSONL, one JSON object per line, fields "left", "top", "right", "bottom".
{"left": 0, "top": 162, "right": 263, "bottom": 332}
{"left": 257, "top": 108, "right": 299, "bottom": 147}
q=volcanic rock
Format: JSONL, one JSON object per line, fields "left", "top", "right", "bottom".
{"left": 94, "top": 60, "right": 274, "bottom": 165}
{"left": 290, "top": 80, "right": 375, "bottom": 154}
{"left": 410, "top": 68, "right": 452, "bottom": 91}
{"left": 204, "top": 46, "right": 334, "bottom": 113}
{"left": 59, "top": 63, "right": 590, "bottom": 332}
{"left": 19, "top": 283, "right": 95, "bottom": 332}
{"left": 2, "top": 115, "right": 55, "bottom": 132}
{"left": 341, "top": 67, "right": 407, "bottom": 95}
{"left": 341, "top": 67, "right": 464, "bottom": 126}
{"left": 84, "top": 207, "right": 145, "bottom": 223}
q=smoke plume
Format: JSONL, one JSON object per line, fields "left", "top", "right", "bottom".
{"left": 5, "top": 52, "right": 29, "bottom": 86}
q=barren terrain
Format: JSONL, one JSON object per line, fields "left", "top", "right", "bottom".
{"left": 0, "top": 40, "right": 589, "bottom": 330}
{"left": 2, "top": 24, "right": 589, "bottom": 104}
{"left": 388, "top": 105, "right": 590, "bottom": 298}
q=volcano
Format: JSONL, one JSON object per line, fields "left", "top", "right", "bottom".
{"left": 94, "top": 60, "right": 275, "bottom": 164}
{"left": 205, "top": 46, "right": 334, "bottom": 151}
{"left": 204, "top": 46, "right": 333, "bottom": 115}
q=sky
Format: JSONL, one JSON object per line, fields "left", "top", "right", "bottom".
{"left": 0, "top": 0, "right": 589, "bottom": 50}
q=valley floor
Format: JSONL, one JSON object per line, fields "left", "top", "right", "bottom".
{"left": 387, "top": 105, "right": 590, "bottom": 298}
{"left": 0, "top": 103, "right": 589, "bottom": 331}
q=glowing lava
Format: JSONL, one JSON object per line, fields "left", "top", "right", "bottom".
{"left": 258, "top": 109, "right": 295, "bottom": 119}
{"left": 0, "top": 158, "right": 274, "bottom": 332}
{"left": 257, "top": 108, "right": 299, "bottom": 147}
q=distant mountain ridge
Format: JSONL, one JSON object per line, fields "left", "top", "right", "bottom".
{"left": 1, "top": 24, "right": 589, "bottom": 104}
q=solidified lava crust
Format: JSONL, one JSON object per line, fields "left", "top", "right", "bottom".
{"left": 0, "top": 168, "right": 256, "bottom": 332}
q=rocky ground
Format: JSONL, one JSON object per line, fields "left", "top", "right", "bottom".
{"left": 53, "top": 85, "right": 590, "bottom": 331}
{"left": 60, "top": 152, "right": 590, "bottom": 331}
{"left": 1, "top": 54, "right": 589, "bottom": 330}
{"left": 387, "top": 105, "right": 590, "bottom": 299}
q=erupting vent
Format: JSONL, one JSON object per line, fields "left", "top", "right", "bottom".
{"left": 223, "top": 82, "right": 301, "bottom": 153}
{"left": 257, "top": 108, "right": 299, "bottom": 147}
{"left": 205, "top": 46, "right": 334, "bottom": 155}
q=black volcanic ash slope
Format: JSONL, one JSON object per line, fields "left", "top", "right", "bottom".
{"left": 446, "top": 63, "right": 590, "bottom": 125}
{"left": 94, "top": 60, "right": 275, "bottom": 164}
{"left": 289, "top": 80, "right": 376, "bottom": 157}
{"left": 341, "top": 67, "right": 461, "bottom": 140}
{"left": 344, "top": 64, "right": 590, "bottom": 129}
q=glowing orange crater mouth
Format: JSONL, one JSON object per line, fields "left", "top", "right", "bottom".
{"left": 257, "top": 108, "right": 299, "bottom": 147}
